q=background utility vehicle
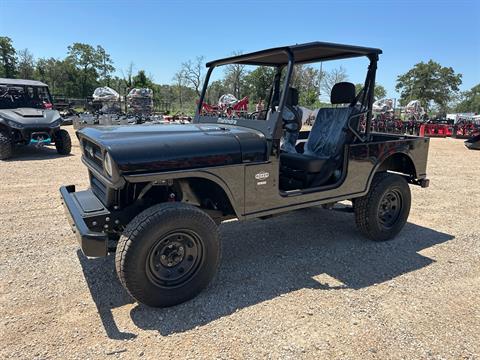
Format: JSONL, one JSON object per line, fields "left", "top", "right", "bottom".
{"left": 61, "top": 42, "right": 430, "bottom": 307}
{"left": 0, "top": 78, "right": 71, "bottom": 160}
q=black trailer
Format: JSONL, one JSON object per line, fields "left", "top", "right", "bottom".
{"left": 60, "top": 42, "right": 430, "bottom": 307}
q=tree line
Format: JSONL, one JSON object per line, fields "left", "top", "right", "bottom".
{"left": 0, "top": 37, "right": 195, "bottom": 113}
{"left": 1, "top": 36, "right": 478, "bottom": 114}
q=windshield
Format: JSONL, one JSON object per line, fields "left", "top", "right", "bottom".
{"left": 196, "top": 55, "right": 375, "bottom": 143}
{"left": 0, "top": 85, "right": 53, "bottom": 110}
{"left": 200, "top": 64, "right": 278, "bottom": 121}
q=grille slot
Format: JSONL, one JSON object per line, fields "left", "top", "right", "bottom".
{"left": 91, "top": 175, "right": 107, "bottom": 202}
{"left": 82, "top": 139, "right": 104, "bottom": 169}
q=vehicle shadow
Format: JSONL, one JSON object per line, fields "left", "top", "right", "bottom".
{"left": 76, "top": 251, "right": 136, "bottom": 340}
{"left": 5, "top": 146, "right": 74, "bottom": 161}
{"left": 77, "top": 207, "right": 453, "bottom": 339}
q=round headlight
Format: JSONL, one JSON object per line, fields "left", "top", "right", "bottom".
{"left": 104, "top": 152, "right": 114, "bottom": 177}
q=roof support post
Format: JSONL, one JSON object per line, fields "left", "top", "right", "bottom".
{"left": 365, "top": 55, "right": 378, "bottom": 140}
{"left": 195, "top": 66, "right": 215, "bottom": 119}
{"left": 272, "top": 49, "right": 295, "bottom": 141}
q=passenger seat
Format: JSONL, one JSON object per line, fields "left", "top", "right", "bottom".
{"left": 280, "top": 82, "right": 358, "bottom": 188}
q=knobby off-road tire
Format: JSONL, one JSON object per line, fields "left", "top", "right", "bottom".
{"left": 0, "top": 130, "right": 13, "bottom": 160}
{"left": 54, "top": 129, "right": 71, "bottom": 155}
{"left": 115, "top": 203, "right": 220, "bottom": 307}
{"left": 354, "top": 172, "right": 411, "bottom": 241}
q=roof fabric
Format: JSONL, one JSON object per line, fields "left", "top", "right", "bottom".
{"left": 207, "top": 41, "right": 382, "bottom": 67}
{"left": 0, "top": 78, "right": 48, "bottom": 87}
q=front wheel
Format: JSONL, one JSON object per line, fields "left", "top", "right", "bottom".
{"left": 0, "top": 130, "right": 13, "bottom": 160}
{"left": 54, "top": 129, "right": 71, "bottom": 155}
{"left": 354, "top": 173, "right": 411, "bottom": 241}
{"left": 115, "top": 203, "right": 220, "bottom": 307}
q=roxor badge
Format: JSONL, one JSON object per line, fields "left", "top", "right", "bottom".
{"left": 255, "top": 171, "right": 269, "bottom": 180}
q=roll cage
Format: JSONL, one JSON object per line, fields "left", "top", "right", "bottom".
{"left": 195, "top": 41, "right": 382, "bottom": 148}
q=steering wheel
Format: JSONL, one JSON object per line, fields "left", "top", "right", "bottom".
{"left": 248, "top": 110, "right": 268, "bottom": 120}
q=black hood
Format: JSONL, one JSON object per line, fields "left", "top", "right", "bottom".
{"left": 0, "top": 108, "right": 62, "bottom": 125}
{"left": 78, "top": 123, "right": 267, "bottom": 174}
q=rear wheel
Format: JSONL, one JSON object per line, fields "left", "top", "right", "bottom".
{"left": 54, "top": 129, "right": 71, "bottom": 155}
{"left": 0, "top": 130, "right": 13, "bottom": 160}
{"left": 354, "top": 172, "right": 411, "bottom": 241}
{"left": 115, "top": 203, "right": 220, "bottom": 307}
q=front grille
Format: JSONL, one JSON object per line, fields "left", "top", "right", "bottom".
{"left": 82, "top": 139, "right": 104, "bottom": 169}
{"left": 25, "top": 128, "right": 51, "bottom": 141}
{"left": 91, "top": 175, "right": 107, "bottom": 202}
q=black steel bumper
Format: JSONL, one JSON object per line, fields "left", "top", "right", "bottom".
{"left": 60, "top": 185, "right": 109, "bottom": 257}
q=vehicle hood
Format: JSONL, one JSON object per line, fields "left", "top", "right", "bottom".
{"left": 0, "top": 108, "right": 62, "bottom": 125}
{"left": 78, "top": 123, "right": 267, "bottom": 173}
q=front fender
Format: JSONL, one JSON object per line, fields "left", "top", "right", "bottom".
{"left": 124, "top": 167, "right": 244, "bottom": 218}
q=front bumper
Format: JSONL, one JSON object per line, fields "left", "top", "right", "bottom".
{"left": 60, "top": 185, "right": 110, "bottom": 257}
{"left": 16, "top": 127, "right": 56, "bottom": 143}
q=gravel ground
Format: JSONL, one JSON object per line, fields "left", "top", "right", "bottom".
{"left": 0, "top": 127, "right": 479, "bottom": 360}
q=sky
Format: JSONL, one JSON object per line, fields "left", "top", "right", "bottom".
{"left": 1, "top": 0, "right": 479, "bottom": 99}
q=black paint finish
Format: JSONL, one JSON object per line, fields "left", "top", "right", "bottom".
{"left": 119, "top": 132, "right": 429, "bottom": 219}
{"left": 78, "top": 123, "right": 267, "bottom": 174}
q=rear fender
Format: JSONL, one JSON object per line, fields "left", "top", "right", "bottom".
{"left": 375, "top": 152, "right": 417, "bottom": 178}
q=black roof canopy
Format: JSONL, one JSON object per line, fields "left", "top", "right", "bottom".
{"left": 206, "top": 41, "right": 382, "bottom": 67}
{"left": 0, "top": 78, "right": 48, "bottom": 87}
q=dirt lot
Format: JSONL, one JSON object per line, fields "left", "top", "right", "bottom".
{"left": 0, "top": 127, "right": 479, "bottom": 359}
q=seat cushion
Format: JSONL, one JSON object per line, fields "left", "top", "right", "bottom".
{"left": 304, "top": 107, "right": 353, "bottom": 158}
{"left": 280, "top": 152, "right": 327, "bottom": 173}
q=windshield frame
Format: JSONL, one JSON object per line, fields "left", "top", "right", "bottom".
{"left": 195, "top": 49, "right": 295, "bottom": 140}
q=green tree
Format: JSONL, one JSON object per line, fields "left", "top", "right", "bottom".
{"left": 374, "top": 84, "right": 387, "bottom": 100}
{"left": 455, "top": 84, "right": 480, "bottom": 113}
{"left": 172, "top": 69, "right": 187, "bottom": 110}
{"left": 67, "top": 43, "right": 113, "bottom": 97}
{"left": 292, "top": 65, "right": 321, "bottom": 108}
{"left": 17, "top": 48, "right": 35, "bottom": 79}
{"left": 0, "top": 36, "right": 17, "bottom": 78}
{"left": 109, "top": 76, "right": 128, "bottom": 96}
{"left": 396, "top": 60, "right": 462, "bottom": 112}
{"left": 132, "top": 70, "right": 154, "bottom": 88}
{"left": 205, "top": 80, "right": 227, "bottom": 104}
{"left": 122, "top": 62, "right": 135, "bottom": 89}
{"left": 355, "top": 83, "right": 387, "bottom": 101}
{"left": 97, "top": 45, "right": 115, "bottom": 86}
{"left": 243, "top": 66, "right": 275, "bottom": 103}
{"left": 35, "top": 58, "right": 79, "bottom": 96}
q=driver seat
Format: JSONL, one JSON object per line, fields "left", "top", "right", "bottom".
{"left": 280, "top": 82, "right": 358, "bottom": 189}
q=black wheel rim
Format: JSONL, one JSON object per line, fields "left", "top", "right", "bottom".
{"left": 378, "top": 189, "right": 402, "bottom": 228}
{"left": 146, "top": 230, "right": 203, "bottom": 288}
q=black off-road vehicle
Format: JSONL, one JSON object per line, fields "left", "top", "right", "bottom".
{"left": 0, "top": 78, "right": 71, "bottom": 160}
{"left": 61, "top": 42, "right": 430, "bottom": 307}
